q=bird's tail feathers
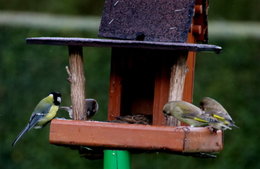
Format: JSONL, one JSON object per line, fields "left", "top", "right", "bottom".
{"left": 221, "top": 124, "right": 232, "bottom": 130}
{"left": 12, "top": 124, "right": 31, "bottom": 147}
{"left": 231, "top": 123, "right": 239, "bottom": 128}
{"left": 12, "top": 119, "right": 39, "bottom": 147}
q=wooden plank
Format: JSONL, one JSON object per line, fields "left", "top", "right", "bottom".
{"left": 182, "top": 51, "right": 195, "bottom": 103}
{"left": 152, "top": 56, "right": 171, "bottom": 125}
{"left": 183, "top": 32, "right": 196, "bottom": 103}
{"left": 26, "top": 37, "right": 222, "bottom": 53}
{"left": 183, "top": 128, "right": 223, "bottom": 152}
{"left": 49, "top": 119, "right": 223, "bottom": 153}
{"left": 107, "top": 49, "right": 123, "bottom": 120}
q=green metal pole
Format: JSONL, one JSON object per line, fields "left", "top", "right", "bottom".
{"left": 104, "top": 150, "right": 131, "bottom": 169}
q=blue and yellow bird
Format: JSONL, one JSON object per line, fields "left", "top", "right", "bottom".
{"left": 12, "top": 92, "right": 62, "bottom": 146}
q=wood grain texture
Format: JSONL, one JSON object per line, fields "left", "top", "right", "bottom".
{"left": 167, "top": 53, "right": 188, "bottom": 126}
{"left": 183, "top": 33, "right": 196, "bottom": 103}
{"left": 107, "top": 49, "right": 123, "bottom": 120}
{"left": 166, "top": 33, "right": 197, "bottom": 126}
{"left": 49, "top": 119, "right": 223, "bottom": 153}
{"left": 152, "top": 56, "right": 171, "bottom": 126}
{"left": 68, "top": 46, "right": 86, "bottom": 120}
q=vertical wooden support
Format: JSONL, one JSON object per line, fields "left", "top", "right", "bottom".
{"left": 168, "top": 55, "right": 188, "bottom": 101}
{"left": 152, "top": 56, "right": 170, "bottom": 126}
{"left": 183, "top": 33, "right": 197, "bottom": 103}
{"left": 108, "top": 49, "right": 123, "bottom": 120}
{"left": 167, "top": 54, "right": 188, "bottom": 126}
{"left": 183, "top": 51, "right": 196, "bottom": 103}
{"left": 68, "top": 46, "right": 86, "bottom": 120}
{"left": 166, "top": 32, "right": 197, "bottom": 126}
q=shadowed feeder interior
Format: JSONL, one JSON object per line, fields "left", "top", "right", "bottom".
{"left": 26, "top": 0, "right": 223, "bottom": 153}
{"left": 108, "top": 48, "right": 189, "bottom": 126}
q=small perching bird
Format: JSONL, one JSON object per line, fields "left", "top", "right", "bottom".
{"left": 163, "top": 101, "right": 218, "bottom": 127}
{"left": 200, "top": 97, "right": 238, "bottom": 130}
{"left": 59, "top": 98, "right": 99, "bottom": 119}
{"left": 12, "top": 92, "right": 62, "bottom": 146}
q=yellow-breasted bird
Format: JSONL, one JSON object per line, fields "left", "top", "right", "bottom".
{"left": 200, "top": 97, "right": 237, "bottom": 130}
{"left": 163, "top": 101, "right": 218, "bottom": 127}
{"left": 12, "top": 92, "right": 61, "bottom": 146}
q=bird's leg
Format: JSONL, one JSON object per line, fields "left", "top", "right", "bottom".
{"left": 206, "top": 126, "right": 218, "bottom": 134}
{"left": 173, "top": 126, "right": 191, "bottom": 133}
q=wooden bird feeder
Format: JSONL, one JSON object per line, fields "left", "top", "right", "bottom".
{"left": 27, "top": 0, "right": 223, "bottom": 154}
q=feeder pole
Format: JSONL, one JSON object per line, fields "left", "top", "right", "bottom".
{"left": 104, "top": 150, "right": 131, "bottom": 169}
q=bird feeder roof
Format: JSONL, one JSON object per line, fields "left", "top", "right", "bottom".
{"left": 99, "top": 0, "right": 195, "bottom": 42}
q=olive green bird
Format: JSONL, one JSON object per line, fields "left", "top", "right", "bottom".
{"left": 12, "top": 92, "right": 62, "bottom": 146}
{"left": 200, "top": 97, "right": 238, "bottom": 130}
{"left": 163, "top": 101, "right": 218, "bottom": 127}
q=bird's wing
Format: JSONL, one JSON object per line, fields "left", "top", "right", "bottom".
{"left": 181, "top": 113, "right": 209, "bottom": 123}
{"left": 30, "top": 101, "right": 52, "bottom": 119}
{"left": 28, "top": 102, "right": 52, "bottom": 127}
{"left": 204, "top": 110, "right": 234, "bottom": 123}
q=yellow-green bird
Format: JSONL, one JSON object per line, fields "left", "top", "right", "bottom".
{"left": 12, "top": 92, "right": 62, "bottom": 146}
{"left": 163, "top": 101, "right": 218, "bottom": 127}
{"left": 200, "top": 97, "right": 237, "bottom": 130}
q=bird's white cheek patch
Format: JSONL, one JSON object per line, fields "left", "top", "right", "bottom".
{"left": 57, "top": 97, "right": 61, "bottom": 103}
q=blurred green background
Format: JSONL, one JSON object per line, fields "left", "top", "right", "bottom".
{"left": 1, "top": 0, "right": 260, "bottom": 169}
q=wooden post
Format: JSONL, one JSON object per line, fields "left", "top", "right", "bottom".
{"left": 183, "top": 32, "right": 197, "bottom": 103}
{"left": 107, "top": 49, "right": 123, "bottom": 120}
{"left": 166, "top": 33, "right": 197, "bottom": 126}
{"left": 68, "top": 46, "right": 86, "bottom": 120}
{"left": 167, "top": 54, "right": 188, "bottom": 126}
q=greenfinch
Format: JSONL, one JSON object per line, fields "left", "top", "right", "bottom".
{"left": 200, "top": 97, "right": 238, "bottom": 130}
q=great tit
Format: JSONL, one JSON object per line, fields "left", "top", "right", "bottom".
{"left": 163, "top": 101, "right": 218, "bottom": 127}
{"left": 12, "top": 92, "right": 61, "bottom": 146}
{"left": 200, "top": 97, "right": 238, "bottom": 130}
{"left": 59, "top": 98, "right": 98, "bottom": 119}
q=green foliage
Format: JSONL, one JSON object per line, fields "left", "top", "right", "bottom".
{"left": 0, "top": 0, "right": 104, "bottom": 16}
{"left": 209, "top": 0, "right": 260, "bottom": 21}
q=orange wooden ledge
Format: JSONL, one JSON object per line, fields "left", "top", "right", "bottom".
{"left": 49, "top": 119, "right": 223, "bottom": 153}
